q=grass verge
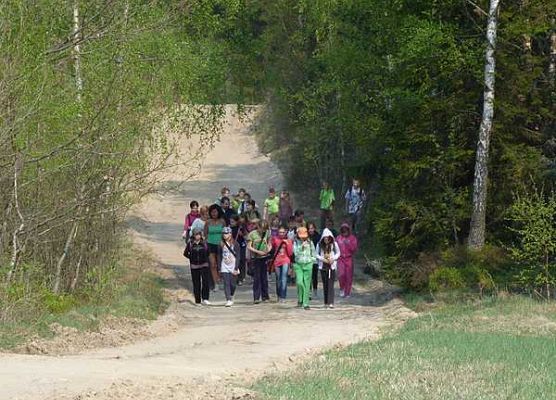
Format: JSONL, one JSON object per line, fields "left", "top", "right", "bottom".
{"left": 0, "top": 249, "right": 168, "bottom": 351}
{"left": 254, "top": 295, "right": 556, "bottom": 400}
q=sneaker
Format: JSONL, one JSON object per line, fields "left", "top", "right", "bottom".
{"left": 254, "top": 300, "right": 260, "bottom": 304}
{"left": 225, "top": 300, "right": 233, "bottom": 307}
{"left": 296, "top": 302, "right": 303, "bottom": 308}
{"left": 345, "top": 294, "right": 351, "bottom": 299}
{"left": 303, "top": 305, "right": 310, "bottom": 310}
{"left": 237, "top": 280, "right": 243, "bottom": 286}
{"left": 202, "top": 299, "right": 211, "bottom": 306}
{"left": 339, "top": 290, "right": 345, "bottom": 298}
{"left": 329, "top": 304, "right": 335, "bottom": 309}
{"left": 212, "top": 286, "right": 219, "bottom": 292}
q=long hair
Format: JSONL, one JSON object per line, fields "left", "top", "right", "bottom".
{"left": 319, "top": 235, "right": 334, "bottom": 254}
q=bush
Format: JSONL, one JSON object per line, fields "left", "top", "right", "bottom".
{"left": 428, "top": 267, "right": 465, "bottom": 292}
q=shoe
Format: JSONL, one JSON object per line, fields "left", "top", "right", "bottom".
{"left": 262, "top": 298, "right": 269, "bottom": 302}
{"left": 296, "top": 302, "right": 303, "bottom": 308}
{"left": 225, "top": 300, "right": 233, "bottom": 307}
{"left": 303, "top": 305, "right": 310, "bottom": 310}
{"left": 345, "top": 295, "right": 351, "bottom": 299}
{"left": 202, "top": 299, "right": 211, "bottom": 305}
{"left": 237, "top": 280, "right": 243, "bottom": 286}
{"left": 212, "top": 286, "right": 219, "bottom": 292}
{"left": 254, "top": 300, "right": 260, "bottom": 304}
{"left": 329, "top": 304, "right": 334, "bottom": 309}
{"left": 339, "top": 290, "right": 345, "bottom": 298}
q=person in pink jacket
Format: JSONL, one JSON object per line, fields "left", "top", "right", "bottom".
{"left": 336, "top": 223, "right": 358, "bottom": 298}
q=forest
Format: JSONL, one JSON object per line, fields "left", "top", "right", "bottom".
{"left": 1, "top": 0, "right": 556, "bottom": 315}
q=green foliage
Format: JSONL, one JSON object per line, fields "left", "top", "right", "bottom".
{"left": 507, "top": 187, "right": 556, "bottom": 297}
{"left": 235, "top": 0, "right": 556, "bottom": 276}
{"left": 428, "top": 267, "right": 464, "bottom": 292}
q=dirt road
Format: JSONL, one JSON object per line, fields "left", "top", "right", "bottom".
{"left": 0, "top": 107, "right": 413, "bottom": 400}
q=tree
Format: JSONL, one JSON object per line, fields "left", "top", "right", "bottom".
{"left": 468, "top": 0, "right": 501, "bottom": 250}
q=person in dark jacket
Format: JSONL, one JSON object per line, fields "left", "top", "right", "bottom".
{"left": 184, "top": 228, "right": 211, "bottom": 305}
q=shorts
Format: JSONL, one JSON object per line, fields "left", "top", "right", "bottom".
{"left": 208, "top": 243, "right": 219, "bottom": 254}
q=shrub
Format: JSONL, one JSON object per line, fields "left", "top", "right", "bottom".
{"left": 428, "top": 267, "right": 465, "bottom": 292}
{"left": 506, "top": 187, "right": 556, "bottom": 299}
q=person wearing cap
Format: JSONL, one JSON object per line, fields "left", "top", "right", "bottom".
{"left": 336, "top": 223, "right": 358, "bottom": 298}
{"left": 183, "top": 227, "right": 211, "bottom": 305}
{"left": 316, "top": 228, "right": 341, "bottom": 309}
{"left": 218, "top": 226, "right": 241, "bottom": 307}
{"left": 293, "top": 226, "right": 317, "bottom": 310}
{"left": 263, "top": 187, "right": 280, "bottom": 222}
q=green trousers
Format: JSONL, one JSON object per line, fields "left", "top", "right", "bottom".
{"left": 294, "top": 262, "right": 313, "bottom": 307}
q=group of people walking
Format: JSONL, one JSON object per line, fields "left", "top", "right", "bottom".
{"left": 182, "top": 180, "right": 366, "bottom": 309}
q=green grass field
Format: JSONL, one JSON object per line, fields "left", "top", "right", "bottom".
{"left": 254, "top": 296, "right": 556, "bottom": 400}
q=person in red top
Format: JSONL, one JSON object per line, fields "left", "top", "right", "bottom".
{"left": 271, "top": 226, "right": 294, "bottom": 303}
{"left": 182, "top": 200, "right": 200, "bottom": 242}
{"left": 336, "top": 223, "right": 358, "bottom": 298}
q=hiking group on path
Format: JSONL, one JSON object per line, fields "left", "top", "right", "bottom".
{"left": 183, "top": 179, "right": 367, "bottom": 309}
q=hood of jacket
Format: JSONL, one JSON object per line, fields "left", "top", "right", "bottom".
{"left": 340, "top": 223, "right": 352, "bottom": 236}
{"left": 320, "top": 228, "right": 335, "bottom": 240}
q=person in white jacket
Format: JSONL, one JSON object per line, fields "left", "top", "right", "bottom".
{"left": 316, "top": 228, "right": 341, "bottom": 308}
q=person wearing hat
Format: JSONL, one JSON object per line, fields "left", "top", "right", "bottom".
{"left": 292, "top": 226, "right": 317, "bottom": 310}
{"left": 316, "top": 228, "right": 341, "bottom": 309}
{"left": 218, "top": 226, "right": 241, "bottom": 307}
{"left": 183, "top": 227, "right": 211, "bottom": 305}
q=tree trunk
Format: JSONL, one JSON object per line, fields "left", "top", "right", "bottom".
{"left": 6, "top": 154, "right": 24, "bottom": 285}
{"left": 550, "top": 19, "right": 555, "bottom": 89}
{"left": 53, "top": 220, "right": 79, "bottom": 293}
{"left": 468, "top": 0, "right": 500, "bottom": 250}
{"left": 72, "top": 1, "right": 83, "bottom": 103}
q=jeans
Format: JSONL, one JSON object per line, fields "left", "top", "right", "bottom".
{"left": 222, "top": 272, "right": 236, "bottom": 301}
{"left": 252, "top": 258, "right": 269, "bottom": 301}
{"left": 275, "top": 264, "right": 289, "bottom": 299}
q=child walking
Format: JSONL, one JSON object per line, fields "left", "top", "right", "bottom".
{"left": 271, "top": 226, "right": 293, "bottom": 303}
{"left": 182, "top": 200, "right": 200, "bottom": 242}
{"left": 263, "top": 187, "right": 280, "bottom": 222}
{"left": 316, "top": 228, "right": 341, "bottom": 309}
{"left": 184, "top": 228, "right": 211, "bottom": 305}
{"left": 293, "top": 227, "right": 317, "bottom": 310}
{"left": 231, "top": 215, "right": 247, "bottom": 286}
{"left": 336, "top": 223, "right": 358, "bottom": 298}
{"left": 218, "top": 226, "right": 240, "bottom": 307}
{"left": 308, "top": 222, "right": 320, "bottom": 299}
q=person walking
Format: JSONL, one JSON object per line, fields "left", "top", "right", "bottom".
{"left": 247, "top": 220, "right": 271, "bottom": 303}
{"left": 271, "top": 226, "right": 293, "bottom": 303}
{"left": 190, "top": 205, "right": 209, "bottom": 237}
{"left": 182, "top": 200, "right": 200, "bottom": 242}
{"left": 183, "top": 228, "right": 211, "bottom": 305}
{"left": 218, "top": 227, "right": 240, "bottom": 307}
{"left": 278, "top": 189, "right": 293, "bottom": 226}
{"left": 220, "top": 196, "right": 235, "bottom": 226}
{"left": 336, "top": 223, "right": 358, "bottom": 298}
{"left": 292, "top": 227, "right": 316, "bottom": 310}
{"left": 316, "top": 228, "right": 341, "bottom": 309}
{"left": 319, "top": 182, "right": 335, "bottom": 231}
{"left": 344, "top": 178, "right": 366, "bottom": 235}
{"left": 307, "top": 222, "right": 320, "bottom": 299}
{"left": 242, "top": 199, "right": 261, "bottom": 233}
{"left": 204, "top": 204, "right": 226, "bottom": 291}
{"left": 230, "top": 214, "right": 247, "bottom": 286}
{"left": 263, "top": 187, "right": 280, "bottom": 222}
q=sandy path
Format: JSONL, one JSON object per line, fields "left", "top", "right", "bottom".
{"left": 0, "top": 107, "right": 411, "bottom": 400}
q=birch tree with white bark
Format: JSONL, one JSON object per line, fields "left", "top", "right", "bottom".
{"left": 468, "top": 0, "right": 501, "bottom": 250}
